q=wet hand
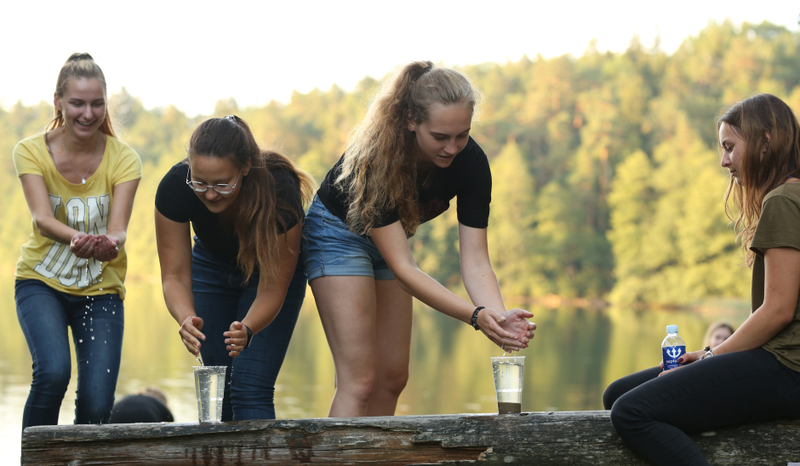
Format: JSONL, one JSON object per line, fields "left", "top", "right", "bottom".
{"left": 500, "top": 308, "right": 536, "bottom": 342}
{"left": 70, "top": 232, "right": 95, "bottom": 258}
{"left": 92, "top": 235, "right": 120, "bottom": 262}
{"left": 180, "top": 316, "right": 205, "bottom": 356}
{"left": 224, "top": 321, "right": 248, "bottom": 357}
{"left": 477, "top": 307, "right": 529, "bottom": 352}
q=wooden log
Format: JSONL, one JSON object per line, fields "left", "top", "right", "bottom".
{"left": 21, "top": 411, "right": 800, "bottom": 465}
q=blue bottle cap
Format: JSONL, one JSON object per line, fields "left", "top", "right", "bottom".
{"left": 666, "top": 324, "right": 679, "bottom": 333}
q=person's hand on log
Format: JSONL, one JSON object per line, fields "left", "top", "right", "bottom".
{"left": 179, "top": 316, "right": 205, "bottom": 356}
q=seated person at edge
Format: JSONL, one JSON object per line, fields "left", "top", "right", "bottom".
{"left": 109, "top": 387, "right": 174, "bottom": 423}
{"left": 704, "top": 320, "right": 734, "bottom": 349}
{"left": 155, "top": 116, "right": 314, "bottom": 421}
{"left": 304, "top": 61, "right": 536, "bottom": 418}
{"left": 603, "top": 94, "right": 800, "bottom": 466}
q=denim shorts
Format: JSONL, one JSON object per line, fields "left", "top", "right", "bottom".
{"left": 303, "top": 196, "right": 394, "bottom": 281}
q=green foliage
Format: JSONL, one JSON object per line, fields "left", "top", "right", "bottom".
{"left": 1, "top": 20, "right": 797, "bottom": 306}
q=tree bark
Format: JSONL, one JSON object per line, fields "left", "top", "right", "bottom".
{"left": 21, "top": 411, "right": 800, "bottom": 465}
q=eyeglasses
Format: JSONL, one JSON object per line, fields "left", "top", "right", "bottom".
{"left": 185, "top": 166, "right": 244, "bottom": 194}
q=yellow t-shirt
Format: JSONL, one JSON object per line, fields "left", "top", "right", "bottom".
{"left": 13, "top": 133, "right": 142, "bottom": 299}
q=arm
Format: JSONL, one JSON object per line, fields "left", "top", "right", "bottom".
{"left": 459, "top": 223, "right": 506, "bottom": 311}
{"left": 92, "top": 179, "right": 140, "bottom": 261}
{"left": 155, "top": 208, "right": 203, "bottom": 355}
{"left": 459, "top": 224, "right": 536, "bottom": 341}
{"left": 19, "top": 174, "right": 80, "bottom": 244}
{"left": 674, "top": 246, "right": 800, "bottom": 368}
{"left": 371, "top": 221, "right": 531, "bottom": 349}
{"left": 712, "top": 246, "right": 799, "bottom": 355}
{"left": 223, "top": 223, "right": 302, "bottom": 357}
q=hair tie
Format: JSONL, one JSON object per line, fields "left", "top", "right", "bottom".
{"left": 412, "top": 65, "right": 433, "bottom": 85}
{"left": 225, "top": 115, "right": 238, "bottom": 123}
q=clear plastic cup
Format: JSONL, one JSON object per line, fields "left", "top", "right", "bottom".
{"left": 193, "top": 365, "right": 226, "bottom": 423}
{"left": 491, "top": 356, "right": 525, "bottom": 414}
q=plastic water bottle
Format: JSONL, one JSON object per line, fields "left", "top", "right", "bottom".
{"left": 661, "top": 324, "right": 686, "bottom": 371}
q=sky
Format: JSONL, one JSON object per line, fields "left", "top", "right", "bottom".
{"left": 1, "top": 0, "right": 798, "bottom": 117}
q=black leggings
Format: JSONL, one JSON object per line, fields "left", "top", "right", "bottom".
{"left": 603, "top": 348, "right": 800, "bottom": 466}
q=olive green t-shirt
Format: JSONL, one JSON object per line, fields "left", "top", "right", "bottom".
{"left": 750, "top": 182, "right": 800, "bottom": 373}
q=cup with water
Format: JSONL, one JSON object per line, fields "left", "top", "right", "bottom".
{"left": 193, "top": 365, "right": 226, "bottom": 423}
{"left": 491, "top": 356, "right": 525, "bottom": 414}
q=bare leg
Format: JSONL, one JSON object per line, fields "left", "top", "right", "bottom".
{"left": 311, "top": 275, "right": 378, "bottom": 417}
{"left": 367, "top": 279, "right": 412, "bottom": 416}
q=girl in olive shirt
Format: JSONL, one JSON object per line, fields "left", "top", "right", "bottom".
{"left": 605, "top": 94, "right": 800, "bottom": 466}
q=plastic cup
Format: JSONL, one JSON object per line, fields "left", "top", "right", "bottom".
{"left": 193, "top": 365, "right": 226, "bottom": 423}
{"left": 491, "top": 356, "right": 525, "bottom": 414}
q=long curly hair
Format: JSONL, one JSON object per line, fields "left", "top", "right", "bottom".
{"left": 337, "top": 61, "right": 480, "bottom": 236}
{"left": 188, "top": 116, "right": 315, "bottom": 282}
{"left": 718, "top": 94, "right": 800, "bottom": 266}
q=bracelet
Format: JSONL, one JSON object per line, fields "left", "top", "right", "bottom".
{"left": 243, "top": 324, "right": 254, "bottom": 348}
{"left": 701, "top": 346, "right": 713, "bottom": 359}
{"left": 471, "top": 306, "right": 485, "bottom": 330}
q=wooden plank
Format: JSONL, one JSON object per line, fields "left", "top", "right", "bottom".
{"left": 21, "top": 411, "right": 800, "bottom": 465}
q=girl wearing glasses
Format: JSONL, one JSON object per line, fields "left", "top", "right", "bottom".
{"left": 13, "top": 53, "right": 141, "bottom": 428}
{"left": 304, "top": 61, "right": 536, "bottom": 417}
{"left": 155, "top": 116, "right": 314, "bottom": 420}
{"left": 605, "top": 94, "right": 800, "bottom": 465}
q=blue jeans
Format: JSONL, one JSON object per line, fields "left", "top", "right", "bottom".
{"left": 191, "top": 240, "right": 306, "bottom": 421}
{"left": 15, "top": 279, "right": 124, "bottom": 429}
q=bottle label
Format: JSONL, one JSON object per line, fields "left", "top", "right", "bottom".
{"left": 662, "top": 346, "right": 685, "bottom": 370}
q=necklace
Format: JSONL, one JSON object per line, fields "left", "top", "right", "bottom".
{"left": 421, "top": 167, "right": 436, "bottom": 187}
{"left": 61, "top": 127, "right": 100, "bottom": 184}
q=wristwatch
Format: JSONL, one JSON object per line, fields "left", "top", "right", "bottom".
{"left": 701, "top": 346, "right": 714, "bottom": 360}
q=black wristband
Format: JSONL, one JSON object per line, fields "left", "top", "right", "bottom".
{"left": 243, "top": 324, "right": 254, "bottom": 348}
{"left": 471, "top": 306, "right": 485, "bottom": 330}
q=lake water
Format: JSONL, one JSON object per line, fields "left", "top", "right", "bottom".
{"left": 0, "top": 279, "right": 749, "bottom": 464}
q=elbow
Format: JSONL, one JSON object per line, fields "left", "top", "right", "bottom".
{"left": 32, "top": 219, "right": 52, "bottom": 240}
{"left": 777, "top": 309, "right": 795, "bottom": 328}
{"left": 390, "top": 264, "right": 418, "bottom": 294}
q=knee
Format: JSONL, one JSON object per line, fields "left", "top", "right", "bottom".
{"left": 378, "top": 369, "right": 409, "bottom": 398}
{"left": 341, "top": 373, "right": 379, "bottom": 404}
{"left": 32, "top": 361, "right": 71, "bottom": 394}
{"left": 609, "top": 394, "right": 642, "bottom": 436}
{"left": 602, "top": 381, "right": 623, "bottom": 410}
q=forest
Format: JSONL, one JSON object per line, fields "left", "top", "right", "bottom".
{"left": 2, "top": 20, "right": 799, "bottom": 307}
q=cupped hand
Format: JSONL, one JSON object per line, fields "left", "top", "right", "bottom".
{"left": 92, "top": 235, "right": 120, "bottom": 262}
{"left": 70, "top": 232, "right": 95, "bottom": 258}
{"left": 476, "top": 307, "right": 532, "bottom": 352}
{"left": 179, "top": 316, "right": 205, "bottom": 356}
{"left": 500, "top": 308, "right": 536, "bottom": 342}
{"left": 224, "top": 321, "right": 248, "bottom": 357}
